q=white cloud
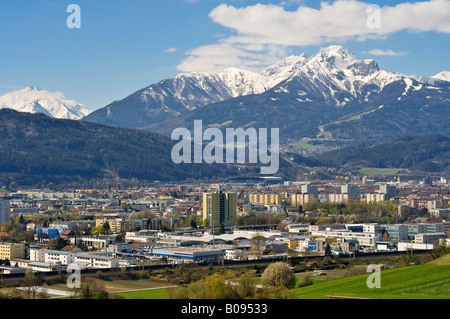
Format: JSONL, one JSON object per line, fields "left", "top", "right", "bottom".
{"left": 177, "top": 0, "right": 450, "bottom": 72}
{"left": 362, "top": 49, "right": 408, "bottom": 56}
{"left": 177, "top": 41, "right": 288, "bottom": 73}
{"left": 165, "top": 47, "right": 177, "bottom": 53}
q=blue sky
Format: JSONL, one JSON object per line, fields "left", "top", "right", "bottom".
{"left": 0, "top": 0, "right": 449, "bottom": 111}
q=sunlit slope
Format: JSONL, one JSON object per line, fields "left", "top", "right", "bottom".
{"left": 292, "top": 264, "right": 450, "bottom": 299}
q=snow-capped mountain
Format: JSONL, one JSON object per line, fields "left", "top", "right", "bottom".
{"left": 274, "top": 45, "right": 411, "bottom": 107}
{"left": 0, "top": 87, "right": 91, "bottom": 120}
{"left": 432, "top": 70, "right": 450, "bottom": 82}
{"left": 410, "top": 70, "right": 450, "bottom": 85}
{"left": 84, "top": 45, "right": 450, "bottom": 142}
{"left": 261, "top": 53, "right": 310, "bottom": 88}
{"left": 83, "top": 56, "right": 306, "bottom": 128}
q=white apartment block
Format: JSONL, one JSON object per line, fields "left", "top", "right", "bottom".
{"left": 73, "top": 253, "right": 119, "bottom": 269}
{"left": 29, "top": 247, "right": 74, "bottom": 265}
{"left": 44, "top": 250, "right": 74, "bottom": 265}
{"left": 319, "top": 230, "right": 377, "bottom": 248}
{"left": 29, "top": 247, "right": 45, "bottom": 262}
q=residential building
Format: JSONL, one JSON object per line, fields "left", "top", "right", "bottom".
{"left": 341, "top": 184, "right": 360, "bottom": 201}
{"left": 290, "top": 193, "right": 315, "bottom": 208}
{"left": 327, "top": 193, "right": 355, "bottom": 204}
{"left": 249, "top": 193, "right": 283, "bottom": 205}
{"left": 0, "top": 243, "right": 25, "bottom": 260}
{"left": 379, "top": 184, "right": 397, "bottom": 199}
{"left": 430, "top": 208, "right": 450, "bottom": 219}
{"left": 29, "top": 246, "right": 45, "bottom": 262}
{"left": 203, "top": 192, "right": 237, "bottom": 226}
{"left": 95, "top": 218, "right": 137, "bottom": 233}
{"left": 301, "top": 184, "right": 319, "bottom": 199}
{"left": 365, "top": 193, "right": 386, "bottom": 203}
{"left": 0, "top": 199, "right": 10, "bottom": 223}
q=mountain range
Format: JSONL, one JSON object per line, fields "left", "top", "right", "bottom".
{"left": 82, "top": 45, "right": 450, "bottom": 143}
{"left": 0, "top": 45, "right": 449, "bottom": 185}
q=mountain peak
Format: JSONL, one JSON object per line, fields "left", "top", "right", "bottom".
{"left": 433, "top": 70, "right": 450, "bottom": 82}
{"left": 313, "top": 45, "right": 360, "bottom": 70}
{"left": 22, "top": 86, "right": 40, "bottom": 92}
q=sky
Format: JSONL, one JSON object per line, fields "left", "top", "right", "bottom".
{"left": 0, "top": 0, "right": 449, "bottom": 111}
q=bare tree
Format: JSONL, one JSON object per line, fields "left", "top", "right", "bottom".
{"left": 21, "top": 268, "right": 41, "bottom": 299}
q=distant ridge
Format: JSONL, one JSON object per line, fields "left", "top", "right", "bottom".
{"left": 0, "top": 86, "right": 91, "bottom": 120}
{"left": 0, "top": 109, "right": 238, "bottom": 186}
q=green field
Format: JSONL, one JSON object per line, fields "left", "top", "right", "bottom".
{"left": 111, "top": 264, "right": 450, "bottom": 300}
{"left": 359, "top": 167, "right": 403, "bottom": 176}
{"left": 114, "top": 288, "right": 169, "bottom": 299}
{"left": 292, "top": 264, "right": 450, "bottom": 299}
{"left": 98, "top": 255, "right": 450, "bottom": 300}
{"left": 289, "top": 141, "right": 319, "bottom": 150}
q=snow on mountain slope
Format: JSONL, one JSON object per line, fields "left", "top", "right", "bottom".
{"left": 278, "top": 45, "right": 408, "bottom": 106}
{"left": 261, "top": 53, "right": 310, "bottom": 88}
{"left": 0, "top": 87, "right": 91, "bottom": 120}
{"left": 96, "top": 58, "right": 307, "bottom": 117}
{"left": 433, "top": 70, "right": 450, "bottom": 82}
{"left": 217, "top": 67, "right": 269, "bottom": 97}
{"left": 410, "top": 71, "right": 450, "bottom": 85}
{"left": 84, "top": 45, "right": 449, "bottom": 134}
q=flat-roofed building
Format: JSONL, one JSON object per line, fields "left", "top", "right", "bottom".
{"left": 290, "top": 193, "right": 315, "bottom": 208}
{"left": 73, "top": 253, "right": 120, "bottom": 269}
{"left": 0, "top": 199, "right": 10, "bottom": 223}
{"left": 44, "top": 250, "right": 74, "bottom": 265}
{"left": 0, "top": 243, "right": 25, "bottom": 260}
{"left": 249, "top": 193, "right": 283, "bottom": 205}
{"left": 415, "top": 233, "right": 447, "bottom": 244}
{"left": 203, "top": 192, "right": 236, "bottom": 226}
{"left": 148, "top": 247, "right": 224, "bottom": 264}
{"left": 383, "top": 224, "right": 409, "bottom": 240}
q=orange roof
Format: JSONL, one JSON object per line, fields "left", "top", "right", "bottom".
{"left": 61, "top": 245, "right": 78, "bottom": 251}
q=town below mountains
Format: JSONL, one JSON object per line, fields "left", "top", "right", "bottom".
{"left": 0, "top": 46, "right": 449, "bottom": 301}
